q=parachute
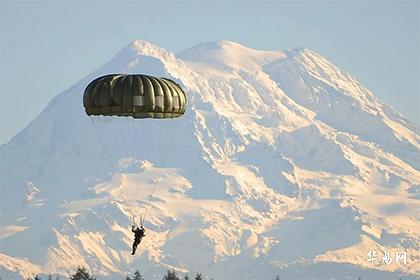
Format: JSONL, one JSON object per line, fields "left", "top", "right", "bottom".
{"left": 83, "top": 74, "right": 187, "bottom": 226}
{"left": 83, "top": 74, "right": 187, "bottom": 118}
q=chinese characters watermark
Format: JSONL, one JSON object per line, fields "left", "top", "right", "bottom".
{"left": 367, "top": 250, "right": 407, "bottom": 265}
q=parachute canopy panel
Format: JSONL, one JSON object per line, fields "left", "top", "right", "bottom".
{"left": 83, "top": 74, "right": 187, "bottom": 118}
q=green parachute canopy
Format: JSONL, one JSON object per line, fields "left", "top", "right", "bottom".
{"left": 83, "top": 74, "right": 187, "bottom": 118}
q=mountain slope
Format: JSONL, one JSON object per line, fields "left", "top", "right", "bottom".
{"left": 0, "top": 39, "right": 419, "bottom": 279}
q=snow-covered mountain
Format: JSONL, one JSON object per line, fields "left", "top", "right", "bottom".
{"left": 0, "top": 39, "right": 419, "bottom": 280}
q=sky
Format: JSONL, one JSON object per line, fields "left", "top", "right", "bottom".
{"left": 0, "top": 0, "right": 419, "bottom": 145}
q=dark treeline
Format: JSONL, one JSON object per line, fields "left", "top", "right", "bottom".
{"left": 29, "top": 267, "right": 289, "bottom": 280}
{"left": 29, "top": 267, "right": 210, "bottom": 280}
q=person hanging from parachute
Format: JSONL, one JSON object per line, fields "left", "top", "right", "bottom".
{"left": 83, "top": 74, "right": 187, "bottom": 256}
{"left": 131, "top": 224, "right": 146, "bottom": 255}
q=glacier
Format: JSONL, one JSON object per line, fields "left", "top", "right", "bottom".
{"left": 0, "top": 39, "right": 419, "bottom": 280}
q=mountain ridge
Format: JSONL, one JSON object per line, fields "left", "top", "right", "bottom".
{"left": 0, "top": 39, "right": 419, "bottom": 279}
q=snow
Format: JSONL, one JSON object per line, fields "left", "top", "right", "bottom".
{"left": 0, "top": 253, "right": 40, "bottom": 279}
{"left": 178, "top": 40, "right": 287, "bottom": 74}
{"left": 0, "top": 39, "right": 419, "bottom": 279}
{"left": 0, "top": 226, "right": 29, "bottom": 239}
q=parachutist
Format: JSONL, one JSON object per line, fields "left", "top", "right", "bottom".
{"left": 131, "top": 225, "right": 146, "bottom": 255}
{"left": 84, "top": 75, "right": 186, "bottom": 249}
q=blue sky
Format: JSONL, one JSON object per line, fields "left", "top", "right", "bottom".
{"left": 0, "top": 0, "right": 419, "bottom": 144}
